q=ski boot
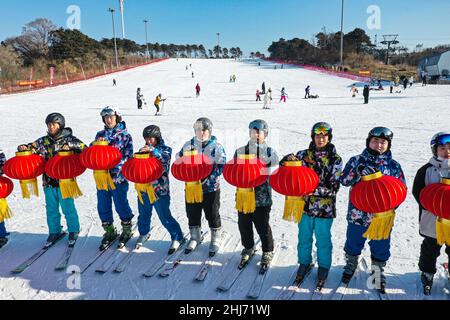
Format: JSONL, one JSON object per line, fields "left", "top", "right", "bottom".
{"left": 316, "top": 267, "right": 329, "bottom": 290}
{"left": 118, "top": 220, "right": 133, "bottom": 248}
{"left": 100, "top": 222, "right": 118, "bottom": 251}
{"left": 185, "top": 226, "right": 201, "bottom": 254}
{"left": 68, "top": 232, "right": 79, "bottom": 247}
{"left": 295, "top": 263, "right": 313, "bottom": 284}
{"left": 239, "top": 247, "right": 255, "bottom": 269}
{"left": 260, "top": 251, "right": 274, "bottom": 274}
{"left": 421, "top": 272, "right": 434, "bottom": 296}
{"left": 136, "top": 234, "right": 150, "bottom": 250}
{"left": 45, "top": 232, "right": 64, "bottom": 247}
{"left": 371, "top": 259, "right": 387, "bottom": 294}
{"left": 341, "top": 254, "right": 359, "bottom": 284}
{"left": 168, "top": 239, "right": 182, "bottom": 255}
{"left": 209, "top": 227, "right": 223, "bottom": 257}
{"left": 0, "top": 237, "right": 8, "bottom": 249}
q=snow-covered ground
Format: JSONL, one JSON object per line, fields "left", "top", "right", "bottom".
{"left": 0, "top": 58, "right": 449, "bottom": 300}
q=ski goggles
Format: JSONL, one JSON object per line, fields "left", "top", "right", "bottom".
{"left": 435, "top": 134, "right": 450, "bottom": 146}
{"left": 313, "top": 123, "right": 332, "bottom": 135}
{"left": 369, "top": 127, "right": 393, "bottom": 141}
{"left": 100, "top": 108, "right": 116, "bottom": 117}
{"left": 249, "top": 121, "right": 268, "bottom": 132}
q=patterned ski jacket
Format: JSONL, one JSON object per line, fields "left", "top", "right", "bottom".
{"left": 234, "top": 141, "right": 279, "bottom": 208}
{"left": 94, "top": 122, "right": 133, "bottom": 184}
{"left": 177, "top": 136, "right": 226, "bottom": 194}
{"left": 0, "top": 149, "right": 5, "bottom": 175}
{"left": 340, "top": 148, "right": 406, "bottom": 227}
{"left": 296, "top": 143, "right": 343, "bottom": 219}
{"left": 25, "top": 128, "right": 86, "bottom": 188}
{"left": 145, "top": 139, "right": 172, "bottom": 198}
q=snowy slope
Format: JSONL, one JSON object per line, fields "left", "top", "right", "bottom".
{"left": 0, "top": 58, "right": 449, "bottom": 300}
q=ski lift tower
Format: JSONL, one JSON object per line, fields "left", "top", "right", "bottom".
{"left": 381, "top": 34, "right": 399, "bottom": 65}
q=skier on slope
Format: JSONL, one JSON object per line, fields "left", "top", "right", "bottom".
{"left": 137, "top": 88, "right": 144, "bottom": 110}
{"left": 305, "top": 85, "right": 311, "bottom": 99}
{"left": 136, "top": 125, "right": 184, "bottom": 254}
{"left": 261, "top": 82, "right": 266, "bottom": 94}
{"left": 17, "top": 113, "right": 86, "bottom": 246}
{"left": 280, "top": 122, "right": 343, "bottom": 287}
{"left": 412, "top": 132, "right": 450, "bottom": 295}
{"left": 0, "top": 149, "right": 8, "bottom": 249}
{"left": 262, "top": 89, "right": 272, "bottom": 109}
{"left": 94, "top": 106, "right": 135, "bottom": 250}
{"left": 363, "top": 85, "right": 370, "bottom": 104}
{"left": 350, "top": 85, "right": 359, "bottom": 97}
{"left": 154, "top": 93, "right": 166, "bottom": 116}
{"left": 195, "top": 83, "right": 201, "bottom": 97}
{"left": 339, "top": 127, "right": 406, "bottom": 293}
{"left": 233, "top": 120, "right": 279, "bottom": 268}
{"left": 177, "top": 118, "right": 227, "bottom": 256}
{"left": 256, "top": 89, "right": 261, "bottom": 101}
{"left": 279, "top": 87, "right": 288, "bottom": 103}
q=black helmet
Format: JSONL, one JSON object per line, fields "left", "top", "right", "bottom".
{"left": 143, "top": 125, "right": 162, "bottom": 142}
{"left": 366, "top": 127, "right": 393, "bottom": 150}
{"left": 311, "top": 122, "right": 333, "bottom": 141}
{"left": 45, "top": 113, "right": 65, "bottom": 129}
{"left": 193, "top": 117, "right": 213, "bottom": 132}
{"left": 249, "top": 119, "right": 269, "bottom": 136}
{"left": 430, "top": 132, "right": 450, "bottom": 156}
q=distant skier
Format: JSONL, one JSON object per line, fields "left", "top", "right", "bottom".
{"left": 137, "top": 88, "right": 144, "bottom": 110}
{"left": 409, "top": 76, "right": 414, "bottom": 88}
{"left": 154, "top": 93, "right": 166, "bottom": 116}
{"left": 195, "top": 83, "right": 201, "bottom": 97}
{"left": 350, "top": 85, "right": 359, "bottom": 97}
{"left": 363, "top": 85, "right": 370, "bottom": 104}
{"left": 261, "top": 82, "right": 266, "bottom": 94}
{"left": 305, "top": 85, "right": 311, "bottom": 99}
{"left": 113, "top": 79, "right": 117, "bottom": 86}
{"left": 262, "top": 89, "right": 272, "bottom": 109}
{"left": 390, "top": 81, "right": 394, "bottom": 94}
{"left": 421, "top": 71, "right": 428, "bottom": 86}
{"left": 232, "top": 75, "right": 236, "bottom": 82}
{"left": 192, "top": 71, "right": 195, "bottom": 78}
{"left": 0, "top": 149, "right": 8, "bottom": 249}
{"left": 403, "top": 77, "right": 409, "bottom": 90}
{"left": 256, "top": 89, "right": 261, "bottom": 101}
{"left": 280, "top": 87, "right": 288, "bottom": 103}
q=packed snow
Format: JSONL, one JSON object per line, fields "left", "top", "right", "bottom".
{"left": 0, "top": 58, "right": 449, "bottom": 300}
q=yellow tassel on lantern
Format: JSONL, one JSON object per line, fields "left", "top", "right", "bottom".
{"left": 20, "top": 178, "right": 39, "bottom": 199}
{"left": 0, "top": 198, "right": 13, "bottom": 223}
{"left": 59, "top": 178, "right": 83, "bottom": 199}
{"left": 185, "top": 181, "right": 203, "bottom": 203}
{"left": 363, "top": 210, "right": 395, "bottom": 240}
{"left": 436, "top": 218, "right": 450, "bottom": 246}
{"left": 282, "top": 196, "right": 306, "bottom": 223}
{"left": 236, "top": 188, "right": 256, "bottom": 214}
{"left": 136, "top": 183, "right": 158, "bottom": 205}
{"left": 94, "top": 170, "right": 116, "bottom": 191}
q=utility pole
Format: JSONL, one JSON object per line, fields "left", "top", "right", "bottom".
{"left": 216, "top": 32, "right": 220, "bottom": 58}
{"left": 381, "top": 34, "right": 399, "bottom": 65}
{"left": 119, "top": 0, "right": 125, "bottom": 39}
{"left": 144, "top": 19, "right": 149, "bottom": 59}
{"left": 108, "top": 8, "right": 120, "bottom": 69}
{"left": 340, "top": 0, "right": 344, "bottom": 66}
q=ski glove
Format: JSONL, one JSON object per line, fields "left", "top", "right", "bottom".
{"left": 279, "top": 153, "right": 299, "bottom": 166}
{"left": 358, "top": 166, "right": 379, "bottom": 176}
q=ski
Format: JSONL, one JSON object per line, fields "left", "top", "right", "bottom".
{"left": 360, "top": 257, "right": 387, "bottom": 300}
{"left": 194, "top": 232, "right": 231, "bottom": 282}
{"left": 79, "top": 234, "right": 119, "bottom": 274}
{"left": 142, "top": 234, "right": 189, "bottom": 278}
{"left": 54, "top": 244, "right": 75, "bottom": 271}
{"left": 330, "top": 258, "right": 365, "bottom": 301}
{"left": 159, "top": 230, "right": 209, "bottom": 278}
{"left": 11, "top": 232, "right": 67, "bottom": 274}
{"left": 311, "top": 280, "right": 326, "bottom": 300}
{"left": 442, "top": 263, "right": 449, "bottom": 298}
{"left": 113, "top": 234, "right": 152, "bottom": 273}
{"left": 277, "top": 264, "right": 314, "bottom": 300}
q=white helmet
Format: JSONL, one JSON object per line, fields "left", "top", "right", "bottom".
{"left": 100, "top": 106, "right": 122, "bottom": 123}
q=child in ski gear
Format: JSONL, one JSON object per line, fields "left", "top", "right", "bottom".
{"left": 234, "top": 120, "right": 279, "bottom": 267}
{"left": 280, "top": 88, "right": 287, "bottom": 102}
{"left": 0, "top": 149, "right": 8, "bottom": 248}
{"left": 154, "top": 94, "right": 166, "bottom": 116}
{"left": 17, "top": 113, "right": 86, "bottom": 244}
{"left": 195, "top": 83, "right": 201, "bottom": 97}
{"left": 137, "top": 125, "right": 184, "bottom": 254}
{"left": 339, "top": 127, "right": 406, "bottom": 289}
{"left": 363, "top": 85, "right": 370, "bottom": 104}
{"left": 305, "top": 86, "right": 311, "bottom": 99}
{"left": 137, "top": 88, "right": 143, "bottom": 110}
{"left": 256, "top": 90, "right": 261, "bottom": 101}
{"left": 262, "top": 89, "right": 272, "bottom": 109}
{"left": 95, "top": 106, "right": 134, "bottom": 250}
{"left": 351, "top": 85, "right": 359, "bottom": 97}
{"left": 282, "top": 122, "right": 343, "bottom": 283}
{"left": 409, "top": 76, "right": 414, "bottom": 88}
{"left": 413, "top": 132, "right": 450, "bottom": 294}
{"left": 177, "top": 118, "right": 226, "bottom": 255}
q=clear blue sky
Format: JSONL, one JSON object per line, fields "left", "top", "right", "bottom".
{"left": 1, "top": 0, "right": 449, "bottom": 54}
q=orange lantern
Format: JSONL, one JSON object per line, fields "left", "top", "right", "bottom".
{"left": 223, "top": 154, "right": 268, "bottom": 214}
{"left": 419, "top": 178, "right": 450, "bottom": 245}
{"left": 350, "top": 171, "right": 407, "bottom": 240}
{"left": 0, "top": 176, "right": 14, "bottom": 222}
{"left": 45, "top": 151, "right": 86, "bottom": 199}
{"left": 270, "top": 161, "right": 319, "bottom": 223}
{"left": 80, "top": 141, "right": 122, "bottom": 191}
{"left": 122, "top": 153, "right": 164, "bottom": 205}
{"left": 171, "top": 150, "right": 213, "bottom": 203}
{"left": 4, "top": 151, "right": 46, "bottom": 198}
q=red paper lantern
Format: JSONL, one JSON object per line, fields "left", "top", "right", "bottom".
{"left": 420, "top": 178, "right": 450, "bottom": 245}
{"left": 171, "top": 150, "right": 213, "bottom": 203}
{"left": 270, "top": 161, "right": 320, "bottom": 223}
{"left": 4, "top": 151, "right": 46, "bottom": 198}
{"left": 80, "top": 141, "right": 122, "bottom": 191}
{"left": 350, "top": 171, "right": 407, "bottom": 240}
{"left": 122, "top": 153, "right": 164, "bottom": 204}
{"left": 0, "top": 176, "right": 14, "bottom": 222}
{"left": 223, "top": 154, "right": 268, "bottom": 214}
{"left": 45, "top": 151, "right": 86, "bottom": 199}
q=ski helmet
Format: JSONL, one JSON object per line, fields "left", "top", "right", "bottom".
{"left": 143, "top": 125, "right": 162, "bottom": 142}
{"left": 193, "top": 117, "right": 213, "bottom": 132}
{"left": 100, "top": 106, "right": 122, "bottom": 124}
{"left": 311, "top": 122, "right": 333, "bottom": 141}
{"left": 45, "top": 113, "right": 65, "bottom": 130}
{"left": 249, "top": 119, "right": 269, "bottom": 136}
{"left": 430, "top": 131, "right": 450, "bottom": 156}
{"left": 366, "top": 127, "right": 393, "bottom": 150}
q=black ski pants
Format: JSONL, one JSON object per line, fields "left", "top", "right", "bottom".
{"left": 186, "top": 190, "right": 221, "bottom": 229}
{"left": 419, "top": 236, "right": 450, "bottom": 274}
{"left": 238, "top": 206, "right": 274, "bottom": 253}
